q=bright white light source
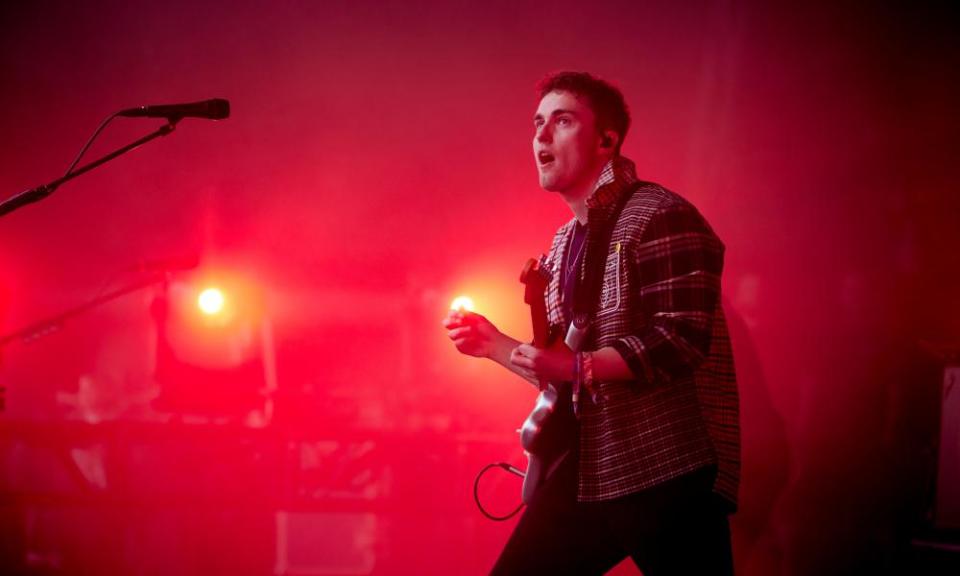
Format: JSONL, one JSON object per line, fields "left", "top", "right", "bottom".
{"left": 198, "top": 288, "right": 225, "bottom": 315}
{"left": 450, "top": 295, "right": 475, "bottom": 312}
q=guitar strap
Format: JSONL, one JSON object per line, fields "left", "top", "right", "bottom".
{"left": 568, "top": 182, "right": 641, "bottom": 347}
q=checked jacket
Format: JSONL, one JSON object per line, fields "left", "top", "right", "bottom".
{"left": 543, "top": 156, "right": 740, "bottom": 506}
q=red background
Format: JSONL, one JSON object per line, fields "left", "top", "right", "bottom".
{"left": 1, "top": 1, "right": 958, "bottom": 574}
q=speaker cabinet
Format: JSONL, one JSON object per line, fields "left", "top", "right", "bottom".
{"left": 935, "top": 366, "right": 960, "bottom": 529}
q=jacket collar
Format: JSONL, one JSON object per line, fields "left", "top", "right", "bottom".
{"left": 585, "top": 156, "right": 639, "bottom": 210}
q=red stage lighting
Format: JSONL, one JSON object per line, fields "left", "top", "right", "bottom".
{"left": 197, "top": 287, "right": 225, "bottom": 316}
{"left": 449, "top": 295, "right": 475, "bottom": 312}
{"left": 153, "top": 271, "right": 276, "bottom": 424}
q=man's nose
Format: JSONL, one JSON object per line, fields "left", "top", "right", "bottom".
{"left": 536, "top": 124, "right": 552, "bottom": 143}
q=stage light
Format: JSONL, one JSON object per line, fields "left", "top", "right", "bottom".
{"left": 156, "top": 273, "right": 275, "bottom": 425}
{"left": 450, "top": 295, "right": 475, "bottom": 312}
{"left": 198, "top": 287, "right": 225, "bottom": 316}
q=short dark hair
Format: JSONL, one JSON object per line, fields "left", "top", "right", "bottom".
{"left": 536, "top": 71, "right": 631, "bottom": 153}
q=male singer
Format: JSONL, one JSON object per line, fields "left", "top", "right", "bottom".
{"left": 444, "top": 71, "right": 740, "bottom": 575}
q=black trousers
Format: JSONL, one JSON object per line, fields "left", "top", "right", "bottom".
{"left": 490, "top": 454, "right": 734, "bottom": 576}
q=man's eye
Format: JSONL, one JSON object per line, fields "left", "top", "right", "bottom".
{"left": 557, "top": 117, "right": 571, "bottom": 126}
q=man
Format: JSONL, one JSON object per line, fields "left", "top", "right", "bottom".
{"left": 444, "top": 71, "right": 740, "bottom": 575}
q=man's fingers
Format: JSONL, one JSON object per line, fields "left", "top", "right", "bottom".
{"left": 447, "top": 326, "right": 472, "bottom": 340}
{"left": 515, "top": 343, "right": 537, "bottom": 356}
{"left": 443, "top": 311, "right": 487, "bottom": 330}
{"left": 512, "top": 344, "right": 538, "bottom": 360}
{"left": 510, "top": 354, "right": 534, "bottom": 369}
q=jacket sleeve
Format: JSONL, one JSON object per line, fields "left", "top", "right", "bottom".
{"left": 610, "top": 202, "right": 724, "bottom": 388}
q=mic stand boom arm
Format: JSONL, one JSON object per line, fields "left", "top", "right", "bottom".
{"left": 0, "top": 272, "right": 168, "bottom": 349}
{"left": 0, "top": 119, "right": 179, "bottom": 219}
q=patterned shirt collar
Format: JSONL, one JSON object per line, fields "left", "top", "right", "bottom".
{"left": 585, "top": 156, "right": 639, "bottom": 210}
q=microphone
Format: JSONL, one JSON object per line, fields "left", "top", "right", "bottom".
{"left": 119, "top": 98, "right": 230, "bottom": 120}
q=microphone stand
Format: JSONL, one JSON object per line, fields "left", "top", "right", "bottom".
{"left": 0, "top": 272, "right": 168, "bottom": 349}
{"left": 0, "top": 119, "right": 180, "bottom": 219}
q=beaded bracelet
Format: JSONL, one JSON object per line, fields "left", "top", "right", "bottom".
{"left": 572, "top": 351, "right": 582, "bottom": 417}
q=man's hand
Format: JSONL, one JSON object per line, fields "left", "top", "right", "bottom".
{"left": 510, "top": 343, "right": 575, "bottom": 383}
{"left": 443, "top": 310, "right": 503, "bottom": 358}
{"left": 443, "top": 311, "right": 547, "bottom": 388}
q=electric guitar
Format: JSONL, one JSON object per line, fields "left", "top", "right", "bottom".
{"left": 518, "top": 256, "right": 577, "bottom": 504}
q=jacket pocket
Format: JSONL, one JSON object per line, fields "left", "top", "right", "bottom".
{"left": 597, "top": 246, "right": 621, "bottom": 316}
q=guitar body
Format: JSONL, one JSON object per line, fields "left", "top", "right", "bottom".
{"left": 518, "top": 257, "right": 578, "bottom": 504}
{"left": 520, "top": 381, "right": 578, "bottom": 503}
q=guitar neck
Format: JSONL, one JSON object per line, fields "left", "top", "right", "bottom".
{"left": 529, "top": 298, "right": 550, "bottom": 350}
{"left": 520, "top": 256, "right": 553, "bottom": 391}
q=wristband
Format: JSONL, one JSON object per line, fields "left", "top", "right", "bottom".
{"left": 582, "top": 351, "right": 596, "bottom": 404}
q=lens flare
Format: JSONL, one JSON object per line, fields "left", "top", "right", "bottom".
{"left": 449, "top": 295, "right": 475, "bottom": 312}
{"left": 198, "top": 287, "right": 225, "bottom": 315}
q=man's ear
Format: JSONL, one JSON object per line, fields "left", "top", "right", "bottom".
{"left": 600, "top": 130, "right": 618, "bottom": 151}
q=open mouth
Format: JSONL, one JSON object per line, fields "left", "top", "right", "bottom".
{"left": 537, "top": 151, "right": 555, "bottom": 166}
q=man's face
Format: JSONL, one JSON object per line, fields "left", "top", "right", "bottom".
{"left": 533, "top": 90, "right": 606, "bottom": 194}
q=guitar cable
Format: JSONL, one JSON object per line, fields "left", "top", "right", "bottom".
{"left": 473, "top": 462, "right": 526, "bottom": 521}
